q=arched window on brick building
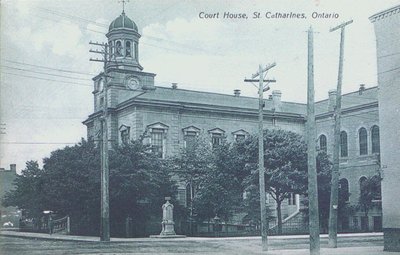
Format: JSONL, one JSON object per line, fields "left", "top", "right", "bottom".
{"left": 359, "top": 128, "right": 368, "bottom": 155}
{"left": 340, "top": 131, "right": 348, "bottom": 157}
{"left": 319, "top": 134, "right": 327, "bottom": 153}
{"left": 371, "top": 125, "right": 380, "bottom": 154}
{"left": 359, "top": 176, "right": 368, "bottom": 193}
{"left": 339, "top": 178, "right": 350, "bottom": 202}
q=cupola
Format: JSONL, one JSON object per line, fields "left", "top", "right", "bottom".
{"left": 106, "top": 11, "right": 142, "bottom": 71}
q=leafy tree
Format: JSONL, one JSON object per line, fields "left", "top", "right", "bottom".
{"left": 3, "top": 139, "right": 177, "bottom": 236}
{"left": 358, "top": 174, "right": 381, "bottom": 217}
{"left": 3, "top": 161, "right": 47, "bottom": 225}
{"left": 168, "top": 135, "right": 214, "bottom": 223}
{"left": 109, "top": 140, "right": 178, "bottom": 236}
{"left": 301, "top": 152, "right": 334, "bottom": 233}
{"left": 45, "top": 140, "right": 100, "bottom": 234}
{"left": 302, "top": 152, "right": 358, "bottom": 233}
{"left": 241, "top": 130, "right": 310, "bottom": 234}
{"left": 169, "top": 136, "right": 243, "bottom": 225}
{"left": 194, "top": 143, "right": 243, "bottom": 222}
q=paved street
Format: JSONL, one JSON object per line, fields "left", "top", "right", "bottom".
{"left": 0, "top": 232, "right": 395, "bottom": 255}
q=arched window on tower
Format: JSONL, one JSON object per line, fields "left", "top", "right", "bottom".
{"left": 115, "top": 40, "right": 123, "bottom": 57}
{"left": 109, "top": 41, "right": 114, "bottom": 59}
{"left": 340, "top": 131, "right": 348, "bottom": 157}
{"left": 359, "top": 127, "right": 368, "bottom": 155}
{"left": 339, "top": 178, "right": 350, "bottom": 202}
{"left": 371, "top": 125, "right": 380, "bottom": 154}
{"left": 319, "top": 134, "right": 327, "bottom": 153}
{"left": 125, "top": 40, "right": 132, "bottom": 57}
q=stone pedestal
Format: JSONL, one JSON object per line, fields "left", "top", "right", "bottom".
{"left": 150, "top": 197, "right": 185, "bottom": 238}
{"left": 160, "top": 199, "right": 176, "bottom": 236}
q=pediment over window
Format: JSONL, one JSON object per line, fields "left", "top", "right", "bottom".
{"left": 232, "top": 129, "right": 249, "bottom": 136}
{"left": 182, "top": 125, "right": 201, "bottom": 135}
{"left": 147, "top": 122, "right": 169, "bottom": 132}
{"left": 208, "top": 128, "right": 225, "bottom": 135}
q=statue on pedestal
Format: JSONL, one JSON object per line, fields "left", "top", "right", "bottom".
{"left": 150, "top": 196, "right": 185, "bottom": 238}
{"left": 160, "top": 197, "right": 176, "bottom": 235}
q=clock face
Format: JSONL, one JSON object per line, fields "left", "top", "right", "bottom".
{"left": 127, "top": 78, "right": 141, "bottom": 90}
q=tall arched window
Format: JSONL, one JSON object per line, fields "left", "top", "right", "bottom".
{"left": 359, "top": 128, "right": 368, "bottom": 155}
{"left": 125, "top": 40, "right": 132, "bottom": 57}
{"left": 340, "top": 131, "right": 348, "bottom": 157}
{"left": 115, "top": 40, "right": 123, "bottom": 57}
{"left": 371, "top": 125, "right": 380, "bottom": 154}
{"left": 359, "top": 176, "right": 367, "bottom": 193}
{"left": 339, "top": 178, "right": 350, "bottom": 202}
{"left": 134, "top": 42, "right": 138, "bottom": 59}
{"left": 319, "top": 135, "right": 327, "bottom": 153}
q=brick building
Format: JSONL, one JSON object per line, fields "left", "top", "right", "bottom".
{"left": 84, "top": 10, "right": 381, "bottom": 232}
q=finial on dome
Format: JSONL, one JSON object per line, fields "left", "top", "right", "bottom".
{"left": 119, "top": 0, "right": 129, "bottom": 14}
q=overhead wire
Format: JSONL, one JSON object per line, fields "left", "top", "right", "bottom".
{"left": 2, "top": 59, "right": 96, "bottom": 76}
{"left": 1, "top": 71, "right": 92, "bottom": 87}
{"left": 1, "top": 65, "right": 92, "bottom": 81}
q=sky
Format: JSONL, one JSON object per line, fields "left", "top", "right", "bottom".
{"left": 0, "top": 0, "right": 399, "bottom": 173}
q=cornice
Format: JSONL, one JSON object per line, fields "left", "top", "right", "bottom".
{"left": 369, "top": 5, "right": 400, "bottom": 23}
{"left": 106, "top": 68, "right": 155, "bottom": 77}
{"left": 316, "top": 101, "right": 378, "bottom": 120}
{"left": 115, "top": 97, "right": 306, "bottom": 121}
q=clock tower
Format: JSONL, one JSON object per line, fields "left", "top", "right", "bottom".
{"left": 89, "top": 9, "right": 156, "bottom": 146}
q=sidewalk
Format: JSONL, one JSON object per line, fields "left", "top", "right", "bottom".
{"left": 1, "top": 230, "right": 393, "bottom": 255}
{"left": 0, "top": 229, "right": 382, "bottom": 242}
{"left": 266, "top": 246, "right": 390, "bottom": 255}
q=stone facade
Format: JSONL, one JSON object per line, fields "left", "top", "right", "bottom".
{"left": 370, "top": 4, "right": 400, "bottom": 251}
{"left": 84, "top": 10, "right": 382, "bottom": 231}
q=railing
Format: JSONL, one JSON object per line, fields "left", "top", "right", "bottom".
{"left": 49, "top": 215, "right": 70, "bottom": 235}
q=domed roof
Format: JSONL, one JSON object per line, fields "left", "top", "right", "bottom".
{"left": 109, "top": 12, "right": 138, "bottom": 32}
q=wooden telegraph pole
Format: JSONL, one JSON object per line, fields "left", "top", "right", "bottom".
{"left": 244, "top": 63, "right": 276, "bottom": 251}
{"left": 89, "top": 41, "right": 111, "bottom": 242}
{"left": 328, "top": 20, "right": 352, "bottom": 248}
{"left": 307, "top": 26, "right": 320, "bottom": 255}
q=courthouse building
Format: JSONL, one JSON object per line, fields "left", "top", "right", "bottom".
{"left": 84, "top": 10, "right": 382, "bottom": 232}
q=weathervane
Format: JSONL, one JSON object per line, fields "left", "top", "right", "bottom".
{"left": 119, "top": 0, "right": 129, "bottom": 14}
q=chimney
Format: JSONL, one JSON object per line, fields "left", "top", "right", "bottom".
{"left": 328, "top": 89, "right": 337, "bottom": 111}
{"left": 359, "top": 84, "right": 365, "bottom": 95}
{"left": 172, "top": 83, "right": 178, "bottom": 89}
{"left": 10, "top": 164, "right": 16, "bottom": 173}
{"left": 234, "top": 89, "right": 241, "bottom": 97}
{"left": 272, "top": 90, "right": 282, "bottom": 111}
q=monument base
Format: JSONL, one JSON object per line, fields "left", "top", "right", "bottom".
{"left": 149, "top": 234, "right": 186, "bottom": 238}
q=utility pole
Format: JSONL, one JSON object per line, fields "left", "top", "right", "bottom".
{"left": 307, "top": 26, "right": 320, "bottom": 255}
{"left": 328, "top": 20, "right": 352, "bottom": 248}
{"left": 244, "top": 63, "right": 276, "bottom": 251}
{"left": 89, "top": 41, "right": 112, "bottom": 242}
